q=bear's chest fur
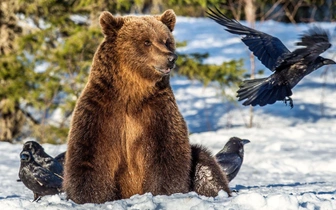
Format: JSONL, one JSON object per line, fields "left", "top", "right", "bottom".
{"left": 83, "top": 80, "right": 191, "bottom": 198}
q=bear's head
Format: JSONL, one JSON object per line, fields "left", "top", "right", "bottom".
{"left": 99, "top": 10, "right": 178, "bottom": 83}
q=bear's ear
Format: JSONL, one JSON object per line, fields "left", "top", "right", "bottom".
{"left": 99, "top": 11, "right": 124, "bottom": 37}
{"left": 157, "top": 9, "right": 176, "bottom": 32}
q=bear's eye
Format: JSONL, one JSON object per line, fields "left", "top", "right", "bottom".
{"left": 165, "top": 39, "right": 171, "bottom": 46}
{"left": 144, "top": 40, "right": 152, "bottom": 46}
{"left": 165, "top": 39, "right": 173, "bottom": 49}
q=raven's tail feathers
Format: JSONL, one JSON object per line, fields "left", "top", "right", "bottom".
{"left": 237, "top": 77, "right": 292, "bottom": 107}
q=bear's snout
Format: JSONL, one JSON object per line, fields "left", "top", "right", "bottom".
{"left": 168, "top": 53, "right": 178, "bottom": 63}
{"left": 167, "top": 53, "right": 178, "bottom": 69}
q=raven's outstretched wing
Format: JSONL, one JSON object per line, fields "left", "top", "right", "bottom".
{"left": 277, "top": 27, "right": 332, "bottom": 70}
{"left": 207, "top": 7, "right": 290, "bottom": 71}
{"left": 298, "top": 26, "right": 331, "bottom": 59}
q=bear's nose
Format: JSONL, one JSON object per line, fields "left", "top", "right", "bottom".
{"left": 168, "top": 53, "right": 178, "bottom": 63}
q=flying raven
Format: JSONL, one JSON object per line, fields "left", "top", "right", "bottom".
{"left": 207, "top": 7, "right": 335, "bottom": 108}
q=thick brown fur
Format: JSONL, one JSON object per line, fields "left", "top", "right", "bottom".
{"left": 63, "top": 10, "right": 191, "bottom": 204}
{"left": 63, "top": 10, "right": 230, "bottom": 204}
{"left": 191, "top": 145, "right": 231, "bottom": 197}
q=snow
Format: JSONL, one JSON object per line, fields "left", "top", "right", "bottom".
{"left": 1, "top": 16, "right": 336, "bottom": 209}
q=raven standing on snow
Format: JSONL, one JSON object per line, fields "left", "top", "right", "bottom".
{"left": 215, "top": 137, "right": 250, "bottom": 182}
{"left": 54, "top": 151, "right": 66, "bottom": 166}
{"left": 207, "top": 7, "right": 336, "bottom": 108}
{"left": 18, "top": 141, "right": 63, "bottom": 202}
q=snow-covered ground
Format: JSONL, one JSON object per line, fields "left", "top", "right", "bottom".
{"left": 1, "top": 16, "right": 336, "bottom": 209}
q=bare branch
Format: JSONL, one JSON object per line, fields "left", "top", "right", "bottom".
{"left": 264, "top": 0, "right": 285, "bottom": 20}
{"left": 18, "top": 106, "right": 39, "bottom": 125}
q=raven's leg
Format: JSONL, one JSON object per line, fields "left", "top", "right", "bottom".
{"left": 284, "top": 96, "right": 294, "bottom": 108}
{"left": 33, "top": 193, "right": 41, "bottom": 202}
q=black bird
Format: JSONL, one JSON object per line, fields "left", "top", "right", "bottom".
{"left": 54, "top": 151, "right": 66, "bottom": 166}
{"left": 21, "top": 141, "right": 64, "bottom": 175}
{"left": 207, "top": 7, "right": 336, "bottom": 108}
{"left": 18, "top": 141, "right": 63, "bottom": 201}
{"left": 215, "top": 137, "right": 250, "bottom": 182}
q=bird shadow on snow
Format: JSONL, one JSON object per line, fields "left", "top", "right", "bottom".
{"left": 233, "top": 182, "right": 336, "bottom": 195}
{"left": 0, "top": 195, "right": 21, "bottom": 200}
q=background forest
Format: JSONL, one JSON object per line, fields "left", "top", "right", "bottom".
{"left": 1, "top": 0, "right": 335, "bottom": 144}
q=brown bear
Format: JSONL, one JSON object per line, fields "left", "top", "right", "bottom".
{"left": 63, "top": 10, "right": 230, "bottom": 204}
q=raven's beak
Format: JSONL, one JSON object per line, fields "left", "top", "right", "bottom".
{"left": 20, "top": 151, "right": 31, "bottom": 162}
{"left": 241, "top": 139, "right": 250, "bottom": 145}
{"left": 323, "top": 59, "right": 336, "bottom": 65}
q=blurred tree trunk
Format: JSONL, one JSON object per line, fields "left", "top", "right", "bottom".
{"left": 0, "top": 101, "right": 25, "bottom": 142}
{"left": 244, "top": 0, "right": 256, "bottom": 128}
{"left": 230, "top": 0, "right": 244, "bottom": 21}
{"left": 0, "top": 0, "right": 21, "bottom": 54}
{"left": 0, "top": 0, "right": 24, "bottom": 143}
{"left": 324, "top": 0, "right": 332, "bottom": 21}
{"left": 150, "top": 0, "right": 162, "bottom": 14}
